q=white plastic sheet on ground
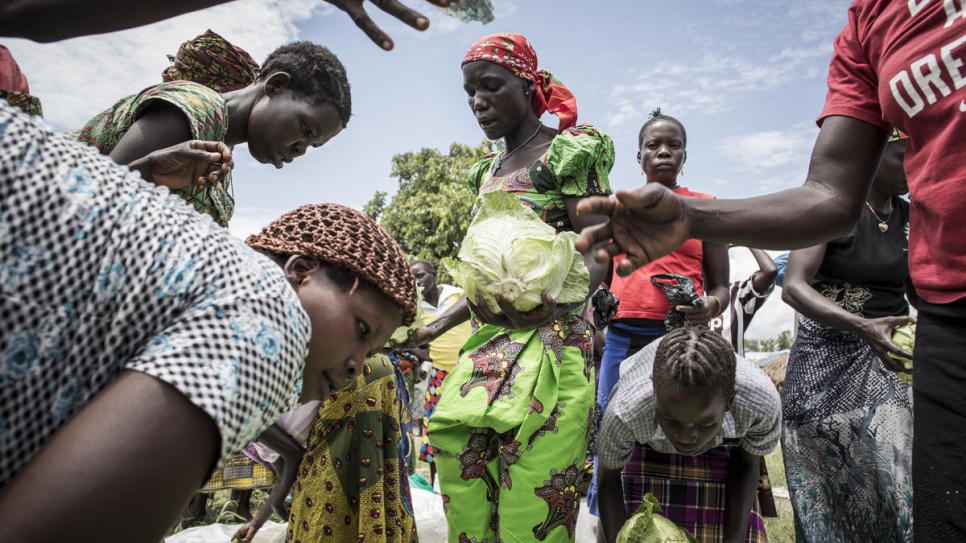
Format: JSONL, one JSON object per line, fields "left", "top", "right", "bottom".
{"left": 164, "top": 490, "right": 596, "bottom": 543}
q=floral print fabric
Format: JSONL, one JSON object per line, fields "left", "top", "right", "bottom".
{"left": 0, "top": 107, "right": 310, "bottom": 488}
{"left": 74, "top": 80, "right": 235, "bottom": 226}
{"left": 428, "top": 126, "right": 613, "bottom": 542}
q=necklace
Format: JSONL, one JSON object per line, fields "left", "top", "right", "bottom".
{"left": 491, "top": 123, "right": 542, "bottom": 175}
{"left": 865, "top": 201, "right": 893, "bottom": 233}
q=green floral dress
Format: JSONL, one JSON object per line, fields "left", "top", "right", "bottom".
{"left": 74, "top": 81, "right": 234, "bottom": 227}
{"left": 428, "top": 124, "right": 614, "bottom": 543}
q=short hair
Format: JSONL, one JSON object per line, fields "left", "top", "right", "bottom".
{"left": 259, "top": 41, "right": 352, "bottom": 127}
{"left": 638, "top": 107, "right": 687, "bottom": 149}
{"left": 652, "top": 326, "right": 736, "bottom": 401}
{"left": 410, "top": 259, "right": 436, "bottom": 273}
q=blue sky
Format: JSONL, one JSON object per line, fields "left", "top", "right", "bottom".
{"left": 3, "top": 0, "right": 856, "bottom": 340}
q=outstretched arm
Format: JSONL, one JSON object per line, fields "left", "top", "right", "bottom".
{"left": 0, "top": 0, "right": 451, "bottom": 47}
{"left": 575, "top": 116, "right": 887, "bottom": 276}
{"left": 232, "top": 425, "right": 303, "bottom": 543}
{"left": 0, "top": 371, "right": 220, "bottom": 543}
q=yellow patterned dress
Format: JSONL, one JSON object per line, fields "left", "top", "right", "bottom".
{"left": 288, "top": 356, "right": 417, "bottom": 543}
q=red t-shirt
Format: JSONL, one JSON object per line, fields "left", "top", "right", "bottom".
{"left": 821, "top": 0, "right": 966, "bottom": 304}
{"left": 610, "top": 186, "right": 714, "bottom": 321}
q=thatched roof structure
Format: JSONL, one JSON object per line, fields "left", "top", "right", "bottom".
{"left": 761, "top": 354, "right": 788, "bottom": 393}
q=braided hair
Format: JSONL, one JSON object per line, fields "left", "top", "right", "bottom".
{"left": 259, "top": 41, "right": 352, "bottom": 127}
{"left": 638, "top": 107, "right": 687, "bottom": 148}
{"left": 652, "top": 326, "right": 736, "bottom": 402}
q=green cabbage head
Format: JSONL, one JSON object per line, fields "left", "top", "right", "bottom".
{"left": 888, "top": 322, "right": 915, "bottom": 383}
{"left": 443, "top": 190, "right": 590, "bottom": 315}
{"left": 617, "top": 493, "right": 698, "bottom": 543}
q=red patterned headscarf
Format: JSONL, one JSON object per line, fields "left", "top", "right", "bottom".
{"left": 461, "top": 33, "right": 577, "bottom": 133}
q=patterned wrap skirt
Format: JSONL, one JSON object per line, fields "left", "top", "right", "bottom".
{"left": 781, "top": 315, "right": 913, "bottom": 542}
{"left": 428, "top": 306, "right": 596, "bottom": 543}
{"left": 622, "top": 444, "right": 766, "bottom": 543}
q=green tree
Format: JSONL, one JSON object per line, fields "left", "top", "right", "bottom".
{"left": 776, "top": 330, "right": 794, "bottom": 350}
{"left": 367, "top": 140, "right": 495, "bottom": 275}
{"left": 363, "top": 190, "right": 387, "bottom": 221}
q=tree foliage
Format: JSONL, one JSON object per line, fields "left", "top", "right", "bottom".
{"left": 366, "top": 140, "right": 496, "bottom": 276}
{"left": 744, "top": 330, "right": 794, "bottom": 353}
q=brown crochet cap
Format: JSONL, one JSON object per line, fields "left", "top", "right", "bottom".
{"left": 246, "top": 203, "right": 418, "bottom": 326}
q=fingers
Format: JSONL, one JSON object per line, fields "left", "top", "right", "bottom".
{"left": 472, "top": 294, "right": 500, "bottom": 322}
{"left": 371, "top": 0, "right": 430, "bottom": 30}
{"left": 331, "top": 0, "right": 394, "bottom": 50}
{"left": 575, "top": 222, "right": 614, "bottom": 254}
{"left": 615, "top": 255, "right": 647, "bottom": 277}
{"left": 575, "top": 195, "right": 616, "bottom": 218}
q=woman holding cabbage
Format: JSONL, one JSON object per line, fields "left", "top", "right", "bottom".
{"left": 779, "top": 130, "right": 916, "bottom": 543}
{"left": 404, "top": 33, "right": 613, "bottom": 543}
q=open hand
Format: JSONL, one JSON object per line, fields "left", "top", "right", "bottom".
{"left": 129, "top": 140, "right": 232, "bottom": 190}
{"left": 325, "top": 0, "right": 452, "bottom": 50}
{"left": 574, "top": 185, "right": 691, "bottom": 277}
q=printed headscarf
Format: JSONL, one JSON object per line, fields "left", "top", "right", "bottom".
{"left": 461, "top": 33, "right": 577, "bottom": 133}
{"left": 162, "top": 29, "right": 260, "bottom": 93}
{"left": 0, "top": 45, "right": 42, "bottom": 116}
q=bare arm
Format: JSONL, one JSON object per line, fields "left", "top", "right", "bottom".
{"left": 576, "top": 116, "right": 888, "bottom": 276}
{"left": 781, "top": 244, "right": 912, "bottom": 371}
{"left": 677, "top": 241, "right": 730, "bottom": 325}
{"left": 126, "top": 140, "right": 233, "bottom": 189}
{"left": 0, "top": 371, "right": 220, "bottom": 542}
{"left": 232, "top": 425, "right": 303, "bottom": 543}
{"left": 598, "top": 466, "right": 629, "bottom": 543}
{"left": 748, "top": 248, "right": 778, "bottom": 294}
{"left": 109, "top": 104, "right": 194, "bottom": 167}
{"left": 0, "top": 0, "right": 451, "bottom": 47}
{"left": 724, "top": 448, "right": 761, "bottom": 543}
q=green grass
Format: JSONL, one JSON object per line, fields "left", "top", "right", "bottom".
{"left": 762, "top": 445, "right": 795, "bottom": 543}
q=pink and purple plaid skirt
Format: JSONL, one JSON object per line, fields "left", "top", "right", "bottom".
{"left": 622, "top": 443, "right": 767, "bottom": 543}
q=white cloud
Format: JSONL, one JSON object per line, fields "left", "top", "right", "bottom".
{"left": 228, "top": 205, "right": 290, "bottom": 240}
{"left": 5, "top": 0, "right": 322, "bottom": 131}
{"left": 719, "top": 123, "right": 816, "bottom": 172}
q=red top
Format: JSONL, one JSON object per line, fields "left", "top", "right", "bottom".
{"left": 610, "top": 186, "right": 714, "bottom": 321}
{"left": 821, "top": 0, "right": 966, "bottom": 304}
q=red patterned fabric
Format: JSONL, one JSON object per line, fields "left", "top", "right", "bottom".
{"left": 0, "top": 45, "right": 30, "bottom": 94}
{"left": 462, "top": 33, "right": 577, "bottom": 133}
